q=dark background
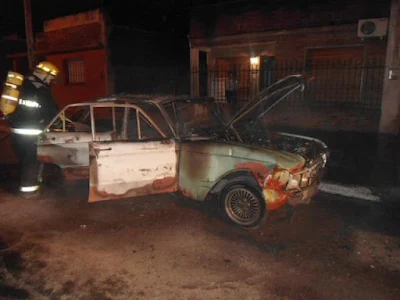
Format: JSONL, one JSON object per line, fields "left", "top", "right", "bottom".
{"left": 2, "top": 0, "right": 194, "bottom": 36}
{"left": 1, "top": 0, "right": 335, "bottom": 37}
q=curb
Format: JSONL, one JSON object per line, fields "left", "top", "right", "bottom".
{"left": 319, "top": 181, "right": 381, "bottom": 202}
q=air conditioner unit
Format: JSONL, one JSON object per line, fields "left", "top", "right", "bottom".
{"left": 358, "top": 18, "right": 388, "bottom": 38}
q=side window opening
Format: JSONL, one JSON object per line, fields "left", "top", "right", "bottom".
{"left": 48, "top": 105, "right": 91, "bottom": 133}
{"left": 139, "top": 113, "right": 164, "bottom": 140}
{"left": 124, "top": 107, "right": 164, "bottom": 141}
{"left": 93, "top": 106, "right": 124, "bottom": 141}
{"left": 126, "top": 108, "right": 139, "bottom": 140}
{"left": 161, "top": 102, "right": 178, "bottom": 133}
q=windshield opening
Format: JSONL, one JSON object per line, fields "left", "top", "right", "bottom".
{"left": 162, "top": 100, "right": 225, "bottom": 138}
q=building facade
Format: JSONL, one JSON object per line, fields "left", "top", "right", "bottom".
{"left": 189, "top": 0, "right": 391, "bottom": 131}
{"left": 8, "top": 9, "right": 189, "bottom": 109}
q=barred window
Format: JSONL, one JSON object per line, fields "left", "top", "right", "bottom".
{"left": 66, "top": 58, "right": 85, "bottom": 84}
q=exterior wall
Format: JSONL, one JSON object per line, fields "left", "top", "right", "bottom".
{"left": 34, "top": 9, "right": 108, "bottom": 108}
{"left": 36, "top": 23, "right": 104, "bottom": 55}
{"left": 189, "top": 1, "right": 390, "bottom": 132}
{"left": 191, "top": 0, "right": 391, "bottom": 39}
{"left": 380, "top": 0, "right": 400, "bottom": 134}
{"left": 274, "top": 26, "right": 386, "bottom": 62}
{"left": 191, "top": 24, "right": 387, "bottom": 65}
{"left": 36, "top": 9, "right": 106, "bottom": 55}
{"left": 190, "top": 0, "right": 389, "bottom": 69}
{"left": 48, "top": 49, "right": 108, "bottom": 108}
{"left": 43, "top": 10, "right": 102, "bottom": 32}
{"left": 190, "top": 24, "right": 387, "bottom": 102}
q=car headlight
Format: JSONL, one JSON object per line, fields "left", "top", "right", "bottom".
{"left": 286, "top": 174, "right": 300, "bottom": 190}
{"left": 264, "top": 169, "right": 291, "bottom": 189}
{"left": 273, "top": 169, "right": 290, "bottom": 183}
{"left": 300, "top": 174, "right": 310, "bottom": 188}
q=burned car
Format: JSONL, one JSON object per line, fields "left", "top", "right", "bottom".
{"left": 37, "top": 75, "right": 328, "bottom": 229}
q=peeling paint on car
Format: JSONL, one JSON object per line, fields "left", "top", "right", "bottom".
{"left": 37, "top": 144, "right": 89, "bottom": 167}
{"left": 89, "top": 140, "right": 178, "bottom": 202}
{"left": 262, "top": 189, "right": 289, "bottom": 210}
{"left": 234, "top": 162, "right": 270, "bottom": 186}
{"left": 64, "top": 166, "right": 90, "bottom": 180}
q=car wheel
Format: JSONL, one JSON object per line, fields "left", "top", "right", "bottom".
{"left": 219, "top": 183, "right": 266, "bottom": 229}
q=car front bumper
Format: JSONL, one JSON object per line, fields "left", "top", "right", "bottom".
{"left": 287, "top": 178, "right": 321, "bottom": 206}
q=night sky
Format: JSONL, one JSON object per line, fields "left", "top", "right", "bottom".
{"left": 1, "top": 0, "right": 322, "bottom": 38}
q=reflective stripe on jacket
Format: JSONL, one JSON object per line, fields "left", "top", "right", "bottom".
{"left": 10, "top": 128, "right": 42, "bottom": 135}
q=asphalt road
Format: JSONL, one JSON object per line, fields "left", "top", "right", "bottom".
{"left": 0, "top": 181, "right": 399, "bottom": 300}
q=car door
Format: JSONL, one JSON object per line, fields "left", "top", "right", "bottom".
{"left": 37, "top": 105, "right": 93, "bottom": 171}
{"left": 88, "top": 105, "right": 179, "bottom": 202}
{"left": 38, "top": 104, "right": 119, "bottom": 180}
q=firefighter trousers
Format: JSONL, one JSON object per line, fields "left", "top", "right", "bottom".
{"left": 11, "top": 134, "right": 41, "bottom": 192}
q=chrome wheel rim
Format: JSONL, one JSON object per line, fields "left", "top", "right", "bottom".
{"left": 225, "top": 188, "right": 262, "bottom": 226}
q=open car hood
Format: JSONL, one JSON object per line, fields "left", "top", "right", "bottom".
{"left": 225, "top": 75, "right": 305, "bottom": 130}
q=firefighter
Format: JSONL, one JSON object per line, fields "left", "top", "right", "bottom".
{"left": 7, "top": 61, "right": 60, "bottom": 197}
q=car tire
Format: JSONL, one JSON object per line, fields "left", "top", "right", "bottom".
{"left": 219, "top": 182, "right": 266, "bottom": 230}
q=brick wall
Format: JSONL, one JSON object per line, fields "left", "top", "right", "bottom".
{"left": 191, "top": 24, "right": 387, "bottom": 67}
{"left": 36, "top": 22, "right": 104, "bottom": 54}
{"left": 48, "top": 49, "right": 108, "bottom": 108}
{"left": 191, "top": 0, "right": 391, "bottom": 39}
{"left": 35, "top": 18, "right": 108, "bottom": 108}
{"left": 189, "top": 0, "right": 389, "bottom": 134}
{"left": 190, "top": 0, "right": 389, "bottom": 61}
{"left": 274, "top": 26, "right": 387, "bottom": 62}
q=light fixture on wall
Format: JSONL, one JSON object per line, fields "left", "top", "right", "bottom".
{"left": 250, "top": 56, "right": 260, "bottom": 66}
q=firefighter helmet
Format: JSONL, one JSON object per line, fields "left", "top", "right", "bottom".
{"left": 0, "top": 71, "right": 24, "bottom": 116}
{"left": 35, "top": 61, "right": 59, "bottom": 77}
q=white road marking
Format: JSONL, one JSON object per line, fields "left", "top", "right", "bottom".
{"left": 319, "top": 182, "right": 381, "bottom": 202}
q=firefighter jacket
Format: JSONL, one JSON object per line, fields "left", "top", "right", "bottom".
{"left": 8, "top": 75, "right": 59, "bottom": 131}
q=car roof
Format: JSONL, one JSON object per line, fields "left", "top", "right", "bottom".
{"left": 94, "top": 94, "right": 215, "bottom": 105}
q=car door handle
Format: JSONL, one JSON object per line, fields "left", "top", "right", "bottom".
{"left": 92, "top": 147, "right": 112, "bottom": 158}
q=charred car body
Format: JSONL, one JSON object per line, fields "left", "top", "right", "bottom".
{"left": 37, "top": 75, "right": 328, "bottom": 229}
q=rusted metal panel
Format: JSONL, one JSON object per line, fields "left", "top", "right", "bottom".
{"left": 262, "top": 158, "right": 325, "bottom": 210}
{"left": 177, "top": 139, "right": 325, "bottom": 212}
{"left": 37, "top": 132, "right": 116, "bottom": 169}
{"left": 40, "top": 132, "right": 92, "bottom": 144}
{"left": 89, "top": 139, "right": 178, "bottom": 202}
{"left": 37, "top": 144, "right": 89, "bottom": 168}
{"left": 234, "top": 162, "right": 271, "bottom": 186}
{"left": 178, "top": 140, "right": 304, "bottom": 201}
{"left": 63, "top": 166, "right": 90, "bottom": 180}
